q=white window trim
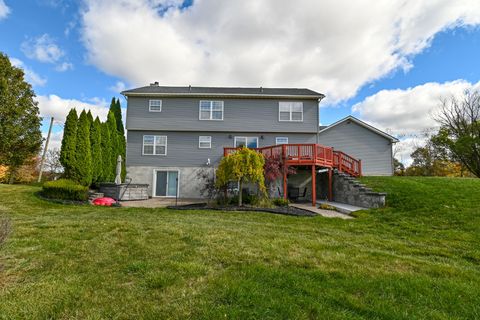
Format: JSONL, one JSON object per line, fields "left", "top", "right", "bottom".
{"left": 278, "top": 102, "right": 303, "bottom": 122}
{"left": 198, "top": 136, "right": 212, "bottom": 149}
{"left": 234, "top": 136, "right": 259, "bottom": 149}
{"left": 149, "top": 99, "right": 162, "bottom": 112}
{"left": 276, "top": 137, "right": 289, "bottom": 145}
{"left": 199, "top": 100, "right": 224, "bottom": 121}
{"left": 142, "top": 135, "right": 167, "bottom": 156}
{"left": 152, "top": 169, "right": 180, "bottom": 198}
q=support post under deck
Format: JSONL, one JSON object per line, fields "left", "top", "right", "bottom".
{"left": 311, "top": 165, "right": 316, "bottom": 206}
{"left": 328, "top": 168, "right": 333, "bottom": 201}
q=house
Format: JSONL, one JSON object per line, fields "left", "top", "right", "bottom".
{"left": 121, "top": 84, "right": 397, "bottom": 205}
{"left": 318, "top": 116, "right": 399, "bottom": 176}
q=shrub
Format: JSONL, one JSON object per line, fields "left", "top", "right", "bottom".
{"left": 42, "top": 179, "right": 89, "bottom": 201}
{"left": 273, "top": 198, "right": 289, "bottom": 207}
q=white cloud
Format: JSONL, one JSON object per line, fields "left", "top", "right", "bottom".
{"left": 55, "top": 61, "right": 74, "bottom": 72}
{"left": 35, "top": 94, "right": 110, "bottom": 123}
{"left": 80, "top": 0, "right": 480, "bottom": 103}
{"left": 0, "top": 0, "right": 10, "bottom": 20}
{"left": 109, "top": 81, "right": 126, "bottom": 93}
{"left": 352, "top": 80, "right": 480, "bottom": 135}
{"left": 352, "top": 79, "right": 480, "bottom": 165}
{"left": 9, "top": 57, "right": 47, "bottom": 87}
{"left": 21, "top": 34, "right": 65, "bottom": 64}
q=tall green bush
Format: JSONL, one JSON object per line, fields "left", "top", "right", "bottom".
{"left": 106, "top": 110, "right": 119, "bottom": 181}
{"left": 60, "top": 108, "right": 78, "bottom": 179}
{"left": 110, "top": 98, "right": 126, "bottom": 180}
{"left": 100, "top": 121, "right": 113, "bottom": 182}
{"left": 73, "top": 111, "right": 92, "bottom": 186}
{"left": 90, "top": 117, "right": 103, "bottom": 184}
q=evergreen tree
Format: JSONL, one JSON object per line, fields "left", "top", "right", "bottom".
{"left": 73, "top": 110, "right": 92, "bottom": 186}
{"left": 0, "top": 53, "right": 43, "bottom": 183}
{"left": 110, "top": 98, "right": 126, "bottom": 180}
{"left": 90, "top": 117, "right": 103, "bottom": 185}
{"left": 106, "top": 111, "right": 119, "bottom": 181}
{"left": 86, "top": 110, "right": 94, "bottom": 124}
{"left": 60, "top": 108, "right": 78, "bottom": 178}
{"left": 100, "top": 121, "right": 112, "bottom": 182}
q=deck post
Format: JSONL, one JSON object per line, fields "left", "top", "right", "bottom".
{"left": 328, "top": 168, "right": 333, "bottom": 201}
{"left": 282, "top": 144, "right": 288, "bottom": 200}
{"left": 311, "top": 165, "right": 316, "bottom": 206}
{"left": 358, "top": 159, "right": 362, "bottom": 177}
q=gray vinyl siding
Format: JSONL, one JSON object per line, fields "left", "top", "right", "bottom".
{"left": 318, "top": 121, "right": 394, "bottom": 176}
{"left": 126, "top": 97, "right": 319, "bottom": 133}
{"left": 127, "top": 130, "right": 317, "bottom": 167}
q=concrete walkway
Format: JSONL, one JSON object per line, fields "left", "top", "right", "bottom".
{"left": 317, "top": 200, "right": 366, "bottom": 215}
{"left": 290, "top": 203, "right": 353, "bottom": 219}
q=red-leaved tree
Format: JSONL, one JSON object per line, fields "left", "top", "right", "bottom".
{"left": 264, "top": 154, "right": 296, "bottom": 197}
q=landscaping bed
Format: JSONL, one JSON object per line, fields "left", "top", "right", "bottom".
{"left": 167, "top": 203, "right": 316, "bottom": 216}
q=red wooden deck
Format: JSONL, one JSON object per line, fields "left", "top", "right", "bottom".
{"left": 223, "top": 144, "right": 362, "bottom": 206}
{"left": 223, "top": 144, "right": 362, "bottom": 177}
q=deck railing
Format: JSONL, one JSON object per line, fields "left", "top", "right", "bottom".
{"left": 223, "top": 143, "right": 362, "bottom": 176}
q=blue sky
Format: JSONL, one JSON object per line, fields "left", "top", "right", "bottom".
{"left": 1, "top": 0, "right": 480, "bottom": 163}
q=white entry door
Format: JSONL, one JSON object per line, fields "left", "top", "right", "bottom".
{"left": 155, "top": 171, "right": 178, "bottom": 197}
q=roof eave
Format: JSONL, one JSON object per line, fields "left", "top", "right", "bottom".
{"left": 121, "top": 91, "right": 325, "bottom": 100}
{"left": 319, "top": 116, "right": 399, "bottom": 142}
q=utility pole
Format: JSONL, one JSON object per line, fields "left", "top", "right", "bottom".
{"left": 37, "top": 117, "right": 54, "bottom": 183}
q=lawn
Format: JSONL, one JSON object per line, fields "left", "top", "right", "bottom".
{"left": 0, "top": 177, "right": 480, "bottom": 319}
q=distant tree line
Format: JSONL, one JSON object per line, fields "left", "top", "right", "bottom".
{"left": 395, "top": 90, "right": 480, "bottom": 178}
{"left": 60, "top": 98, "right": 126, "bottom": 186}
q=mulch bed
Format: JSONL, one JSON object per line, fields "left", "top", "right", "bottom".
{"left": 167, "top": 203, "right": 316, "bottom": 217}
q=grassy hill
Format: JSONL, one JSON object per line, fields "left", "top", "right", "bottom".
{"left": 0, "top": 177, "right": 479, "bottom": 319}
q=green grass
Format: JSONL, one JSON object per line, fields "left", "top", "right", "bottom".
{"left": 0, "top": 177, "right": 480, "bottom": 319}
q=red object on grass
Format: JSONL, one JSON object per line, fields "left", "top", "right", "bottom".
{"left": 92, "top": 197, "right": 116, "bottom": 206}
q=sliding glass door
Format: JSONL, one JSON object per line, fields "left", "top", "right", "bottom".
{"left": 155, "top": 171, "right": 178, "bottom": 197}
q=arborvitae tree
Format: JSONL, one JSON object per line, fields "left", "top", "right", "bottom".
{"left": 60, "top": 108, "right": 78, "bottom": 179}
{"left": 0, "top": 53, "right": 43, "bottom": 183}
{"left": 106, "top": 110, "right": 119, "bottom": 181}
{"left": 100, "top": 121, "right": 112, "bottom": 182}
{"left": 110, "top": 98, "right": 126, "bottom": 180}
{"left": 90, "top": 117, "right": 103, "bottom": 185}
{"left": 73, "top": 110, "right": 92, "bottom": 186}
{"left": 86, "top": 110, "right": 94, "bottom": 124}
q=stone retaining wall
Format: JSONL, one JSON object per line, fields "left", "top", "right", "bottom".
{"left": 333, "top": 173, "right": 386, "bottom": 208}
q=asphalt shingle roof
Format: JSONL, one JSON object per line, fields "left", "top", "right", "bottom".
{"left": 121, "top": 85, "right": 324, "bottom": 99}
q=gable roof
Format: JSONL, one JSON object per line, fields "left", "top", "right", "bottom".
{"left": 319, "top": 116, "right": 399, "bottom": 142}
{"left": 122, "top": 85, "right": 324, "bottom": 99}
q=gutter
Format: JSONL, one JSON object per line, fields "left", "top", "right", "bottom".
{"left": 121, "top": 92, "right": 325, "bottom": 100}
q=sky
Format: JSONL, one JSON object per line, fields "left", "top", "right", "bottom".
{"left": 1, "top": 0, "right": 480, "bottom": 165}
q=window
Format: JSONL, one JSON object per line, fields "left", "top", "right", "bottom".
{"left": 149, "top": 100, "right": 162, "bottom": 112}
{"left": 199, "top": 136, "right": 212, "bottom": 149}
{"left": 279, "top": 102, "right": 303, "bottom": 122}
{"left": 276, "top": 137, "right": 289, "bottom": 145}
{"left": 199, "top": 100, "right": 224, "bottom": 120}
{"left": 234, "top": 136, "right": 258, "bottom": 149}
{"left": 143, "top": 135, "right": 167, "bottom": 155}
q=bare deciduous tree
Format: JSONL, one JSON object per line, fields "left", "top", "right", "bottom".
{"left": 434, "top": 90, "right": 480, "bottom": 177}
{"left": 44, "top": 148, "right": 63, "bottom": 178}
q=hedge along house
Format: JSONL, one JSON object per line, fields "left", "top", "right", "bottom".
{"left": 122, "top": 84, "right": 397, "bottom": 206}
